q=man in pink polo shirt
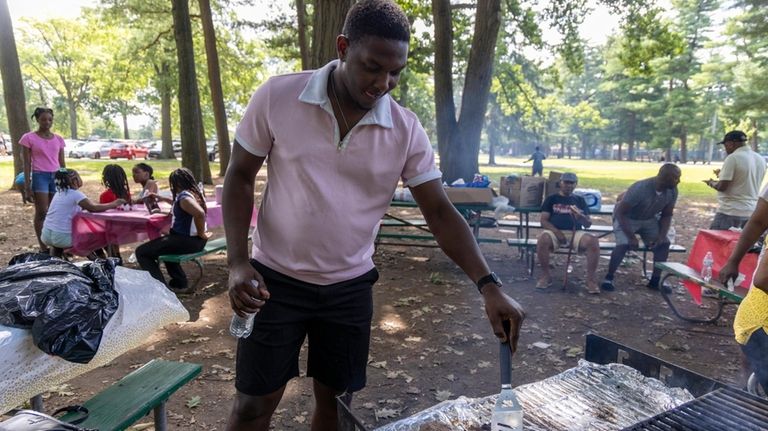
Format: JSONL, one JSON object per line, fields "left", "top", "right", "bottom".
{"left": 222, "top": 1, "right": 525, "bottom": 429}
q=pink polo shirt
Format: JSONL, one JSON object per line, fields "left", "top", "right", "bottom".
{"left": 19, "top": 132, "right": 65, "bottom": 172}
{"left": 235, "top": 60, "right": 442, "bottom": 285}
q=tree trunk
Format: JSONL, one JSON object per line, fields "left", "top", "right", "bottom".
{"left": 706, "top": 110, "right": 716, "bottom": 163}
{"left": 122, "top": 111, "right": 129, "bottom": 139}
{"left": 617, "top": 143, "right": 622, "bottom": 160}
{"left": 679, "top": 129, "right": 687, "bottom": 163}
{"left": 157, "top": 61, "right": 175, "bottom": 159}
{"left": 66, "top": 91, "right": 78, "bottom": 139}
{"left": 0, "top": 0, "right": 30, "bottom": 176}
{"left": 296, "top": 0, "right": 309, "bottom": 70}
{"left": 432, "top": 0, "right": 456, "bottom": 164}
{"left": 198, "top": 0, "right": 231, "bottom": 177}
{"left": 310, "top": 0, "right": 354, "bottom": 69}
{"left": 751, "top": 119, "right": 759, "bottom": 151}
{"left": 434, "top": 0, "right": 501, "bottom": 182}
{"left": 171, "top": 0, "right": 211, "bottom": 183}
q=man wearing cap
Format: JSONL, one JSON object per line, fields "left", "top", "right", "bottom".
{"left": 705, "top": 130, "right": 766, "bottom": 230}
{"left": 536, "top": 172, "right": 601, "bottom": 293}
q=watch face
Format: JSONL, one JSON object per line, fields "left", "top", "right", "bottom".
{"left": 490, "top": 272, "right": 501, "bottom": 284}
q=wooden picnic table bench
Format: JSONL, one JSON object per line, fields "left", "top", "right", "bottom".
{"left": 498, "top": 220, "right": 614, "bottom": 236}
{"left": 507, "top": 238, "right": 687, "bottom": 276}
{"left": 158, "top": 237, "right": 227, "bottom": 289}
{"left": 655, "top": 261, "right": 748, "bottom": 324}
{"left": 59, "top": 359, "right": 201, "bottom": 431}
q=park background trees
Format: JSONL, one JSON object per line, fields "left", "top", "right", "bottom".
{"left": 1, "top": 0, "right": 767, "bottom": 181}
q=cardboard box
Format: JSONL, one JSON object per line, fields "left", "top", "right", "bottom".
{"left": 545, "top": 171, "right": 563, "bottom": 198}
{"left": 444, "top": 187, "right": 495, "bottom": 205}
{"left": 499, "top": 175, "right": 545, "bottom": 207}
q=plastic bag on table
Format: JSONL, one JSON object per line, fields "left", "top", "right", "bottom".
{"left": 0, "top": 266, "right": 189, "bottom": 413}
{"left": 0, "top": 255, "right": 119, "bottom": 363}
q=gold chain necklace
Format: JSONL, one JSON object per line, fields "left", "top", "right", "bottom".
{"left": 329, "top": 72, "right": 351, "bottom": 142}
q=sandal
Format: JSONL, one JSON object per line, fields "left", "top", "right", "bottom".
{"left": 586, "top": 280, "right": 600, "bottom": 294}
{"left": 535, "top": 277, "right": 552, "bottom": 290}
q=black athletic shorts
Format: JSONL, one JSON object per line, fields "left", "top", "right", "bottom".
{"left": 235, "top": 260, "right": 378, "bottom": 396}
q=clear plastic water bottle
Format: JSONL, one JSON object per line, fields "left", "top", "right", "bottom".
{"left": 229, "top": 280, "right": 260, "bottom": 338}
{"left": 567, "top": 264, "right": 573, "bottom": 273}
{"left": 702, "top": 251, "right": 714, "bottom": 283}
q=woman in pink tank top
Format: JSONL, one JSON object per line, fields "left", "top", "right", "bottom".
{"left": 20, "top": 107, "right": 66, "bottom": 252}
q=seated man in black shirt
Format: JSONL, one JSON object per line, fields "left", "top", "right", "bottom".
{"left": 536, "top": 172, "right": 600, "bottom": 294}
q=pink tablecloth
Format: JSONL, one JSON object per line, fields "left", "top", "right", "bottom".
{"left": 71, "top": 201, "right": 253, "bottom": 256}
{"left": 684, "top": 229, "right": 758, "bottom": 303}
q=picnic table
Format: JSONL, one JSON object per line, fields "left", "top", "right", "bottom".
{"left": 70, "top": 201, "right": 256, "bottom": 256}
{"left": 683, "top": 229, "right": 758, "bottom": 303}
{"left": 378, "top": 200, "right": 502, "bottom": 246}
{"left": 511, "top": 204, "right": 615, "bottom": 243}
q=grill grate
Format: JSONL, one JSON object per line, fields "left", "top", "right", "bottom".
{"left": 623, "top": 387, "right": 768, "bottom": 431}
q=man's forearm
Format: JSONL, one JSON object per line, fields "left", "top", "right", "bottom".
{"left": 429, "top": 206, "right": 490, "bottom": 284}
{"left": 728, "top": 219, "right": 767, "bottom": 266}
{"left": 658, "top": 215, "right": 672, "bottom": 241}
{"left": 223, "top": 174, "right": 256, "bottom": 266}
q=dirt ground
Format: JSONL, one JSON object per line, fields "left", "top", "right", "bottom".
{"left": 0, "top": 179, "right": 748, "bottom": 430}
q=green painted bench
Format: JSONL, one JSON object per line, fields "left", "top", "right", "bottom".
{"left": 158, "top": 237, "right": 227, "bottom": 289}
{"left": 655, "top": 261, "right": 748, "bottom": 324}
{"left": 506, "top": 238, "right": 687, "bottom": 276}
{"left": 497, "top": 220, "right": 614, "bottom": 235}
{"left": 59, "top": 359, "right": 201, "bottom": 431}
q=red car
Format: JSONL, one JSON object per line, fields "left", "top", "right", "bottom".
{"left": 109, "top": 143, "right": 149, "bottom": 160}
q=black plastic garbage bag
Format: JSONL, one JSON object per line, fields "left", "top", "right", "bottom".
{"left": 0, "top": 255, "right": 119, "bottom": 363}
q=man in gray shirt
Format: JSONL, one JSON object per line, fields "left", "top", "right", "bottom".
{"left": 601, "top": 163, "right": 681, "bottom": 291}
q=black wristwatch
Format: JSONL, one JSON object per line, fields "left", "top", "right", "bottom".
{"left": 476, "top": 272, "right": 502, "bottom": 293}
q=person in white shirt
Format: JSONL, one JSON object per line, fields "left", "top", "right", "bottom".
{"left": 42, "top": 168, "right": 125, "bottom": 258}
{"left": 705, "top": 130, "right": 767, "bottom": 230}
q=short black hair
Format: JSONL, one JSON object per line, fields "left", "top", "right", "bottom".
{"left": 343, "top": 0, "right": 410, "bottom": 44}
{"left": 31, "top": 107, "right": 54, "bottom": 120}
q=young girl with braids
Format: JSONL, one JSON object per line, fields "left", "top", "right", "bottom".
{"left": 136, "top": 168, "right": 210, "bottom": 293}
{"left": 99, "top": 164, "right": 132, "bottom": 205}
{"left": 97, "top": 164, "right": 133, "bottom": 260}
{"left": 42, "top": 169, "right": 126, "bottom": 258}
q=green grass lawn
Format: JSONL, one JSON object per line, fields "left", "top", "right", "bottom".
{"left": 480, "top": 156, "right": 728, "bottom": 201}
{"left": 1, "top": 158, "right": 221, "bottom": 188}
{"left": 0, "top": 155, "right": 739, "bottom": 202}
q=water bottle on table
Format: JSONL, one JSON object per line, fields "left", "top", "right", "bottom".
{"left": 701, "top": 251, "right": 714, "bottom": 283}
{"left": 230, "top": 280, "right": 261, "bottom": 338}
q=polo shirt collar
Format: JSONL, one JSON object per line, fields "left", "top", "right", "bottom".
{"left": 298, "top": 60, "right": 393, "bottom": 129}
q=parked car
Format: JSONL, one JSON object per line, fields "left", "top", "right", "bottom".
{"left": 148, "top": 140, "right": 182, "bottom": 159}
{"left": 68, "top": 141, "right": 109, "bottom": 159}
{"left": 109, "top": 143, "right": 149, "bottom": 160}
{"left": 206, "top": 141, "right": 217, "bottom": 161}
{"left": 66, "top": 140, "right": 88, "bottom": 158}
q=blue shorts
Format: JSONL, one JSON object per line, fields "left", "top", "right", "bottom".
{"left": 32, "top": 171, "right": 56, "bottom": 194}
{"left": 742, "top": 327, "right": 768, "bottom": 392}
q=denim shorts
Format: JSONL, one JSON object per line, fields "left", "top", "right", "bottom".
{"left": 31, "top": 171, "right": 56, "bottom": 194}
{"left": 236, "top": 260, "right": 378, "bottom": 396}
{"left": 742, "top": 327, "right": 768, "bottom": 393}
{"left": 41, "top": 227, "right": 72, "bottom": 249}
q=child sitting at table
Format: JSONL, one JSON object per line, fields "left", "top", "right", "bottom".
{"left": 99, "top": 164, "right": 132, "bottom": 260}
{"left": 131, "top": 162, "right": 159, "bottom": 203}
{"left": 42, "top": 168, "right": 126, "bottom": 258}
{"left": 100, "top": 164, "right": 132, "bottom": 206}
{"left": 135, "top": 168, "right": 210, "bottom": 294}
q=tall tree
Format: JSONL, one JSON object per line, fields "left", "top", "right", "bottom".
{"left": 198, "top": 0, "right": 231, "bottom": 175}
{"left": 172, "top": 0, "right": 212, "bottom": 183}
{"left": 0, "top": 0, "right": 30, "bottom": 176}
{"left": 18, "top": 17, "right": 102, "bottom": 139}
{"left": 309, "top": 0, "right": 354, "bottom": 69}
{"left": 433, "top": 0, "right": 502, "bottom": 182}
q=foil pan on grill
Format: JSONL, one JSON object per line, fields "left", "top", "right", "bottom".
{"left": 375, "top": 359, "right": 695, "bottom": 431}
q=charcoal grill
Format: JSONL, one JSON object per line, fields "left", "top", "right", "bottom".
{"left": 337, "top": 334, "right": 767, "bottom": 430}
{"left": 623, "top": 387, "right": 768, "bottom": 430}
